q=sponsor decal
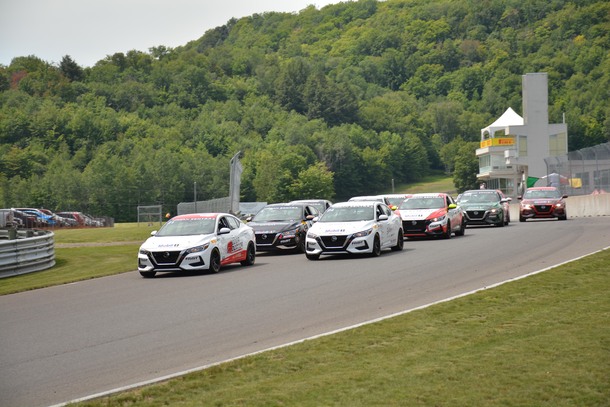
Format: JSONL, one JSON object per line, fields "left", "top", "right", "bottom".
{"left": 157, "top": 243, "right": 180, "bottom": 247}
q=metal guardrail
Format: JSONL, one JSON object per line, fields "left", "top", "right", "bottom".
{"left": 0, "top": 229, "right": 55, "bottom": 278}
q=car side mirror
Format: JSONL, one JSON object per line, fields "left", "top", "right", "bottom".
{"left": 448, "top": 203, "right": 457, "bottom": 209}
{"left": 378, "top": 214, "right": 389, "bottom": 221}
{"left": 245, "top": 216, "right": 252, "bottom": 222}
{"left": 151, "top": 231, "right": 157, "bottom": 236}
{"left": 218, "top": 227, "right": 231, "bottom": 235}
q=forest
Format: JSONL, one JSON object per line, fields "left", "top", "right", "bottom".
{"left": 0, "top": 0, "right": 608, "bottom": 222}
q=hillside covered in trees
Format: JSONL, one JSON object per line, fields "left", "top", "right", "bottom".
{"left": 1, "top": 0, "right": 608, "bottom": 221}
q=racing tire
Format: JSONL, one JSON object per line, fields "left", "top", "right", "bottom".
{"left": 558, "top": 214, "right": 567, "bottom": 221}
{"left": 391, "top": 230, "right": 404, "bottom": 251}
{"left": 240, "top": 243, "right": 256, "bottom": 266}
{"left": 519, "top": 215, "right": 526, "bottom": 222}
{"left": 209, "top": 249, "right": 221, "bottom": 273}
{"left": 295, "top": 234, "right": 306, "bottom": 253}
{"left": 306, "top": 253, "right": 320, "bottom": 260}
{"left": 455, "top": 219, "right": 466, "bottom": 236}
{"left": 139, "top": 271, "right": 156, "bottom": 278}
{"left": 496, "top": 217, "right": 505, "bottom": 227}
{"left": 370, "top": 234, "right": 382, "bottom": 257}
{"left": 504, "top": 211, "right": 510, "bottom": 225}
{"left": 443, "top": 222, "right": 452, "bottom": 239}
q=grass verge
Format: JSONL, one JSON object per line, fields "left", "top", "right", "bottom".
{"left": 75, "top": 248, "right": 610, "bottom": 407}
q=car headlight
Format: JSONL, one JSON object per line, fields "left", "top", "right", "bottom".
{"left": 430, "top": 215, "right": 446, "bottom": 222}
{"left": 490, "top": 208, "right": 499, "bottom": 214}
{"left": 353, "top": 228, "right": 373, "bottom": 238}
{"left": 555, "top": 203, "right": 564, "bottom": 208}
{"left": 521, "top": 204, "right": 532, "bottom": 210}
{"left": 139, "top": 249, "right": 150, "bottom": 255}
{"left": 307, "top": 232, "right": 319, "bottom": 239}
{"left": 279, "top": 228, "right": 299, "bottom": 239}
{"left": 186, "top": 243, "right": 210, "bottom": 253}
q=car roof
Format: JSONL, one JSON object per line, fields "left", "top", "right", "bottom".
{"left": 407, "top": 193, "right": 448, "bottom": 198}
{"left": 527, "top": 187, "right": 558, "bottom": 190}
{"left": 332, "top": 201, "right": 377, "bottom": 208}
{"left": 171, "top": 213, "right": 223, "bottom": 220}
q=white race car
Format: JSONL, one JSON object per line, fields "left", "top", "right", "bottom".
{"left": 305, "top": 201, "right": 404, "bottom": 260}
{"left": 137, "top": 213, "right": 256, "bottom": 278}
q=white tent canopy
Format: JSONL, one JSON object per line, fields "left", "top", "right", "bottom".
{"left": 481, "top": 107, "right": 524, "bottom": 138}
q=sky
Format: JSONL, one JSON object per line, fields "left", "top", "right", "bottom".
{"left": 0, "top": 0, "right": 341, "bottom": 67}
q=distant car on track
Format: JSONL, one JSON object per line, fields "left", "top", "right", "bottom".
{"left": 137, "top": 212, "right": 256, "bottom": 278}
{"left": 305, "top": 200, "right": 403, "bottom": 260}
{"left": 518, "top": 187, "right": 567, "bottom": 221}
{"left": 398, "top": 193, "right": 466, "bottom": 239}
{"left": 289, "top": 199, "right": 333, "bottom": 214}
{"left": 247, "top": 203, "right": 319, "bottom": 252}
{"left": 456, "top": 189, "right": 511, "bottom": 227}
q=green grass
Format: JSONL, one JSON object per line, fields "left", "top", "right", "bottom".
{"left": 0, "top": 223, "right": 157, "bottom": 295}
{"left": 74, "top": 248, "right": 610, "bottom": 407}
{"left": 392, "top": 173, "right": 457, "bottom": 195}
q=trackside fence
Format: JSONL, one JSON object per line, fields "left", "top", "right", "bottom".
{"left": 0, "top": 229, "right": 55, "bottom": 278}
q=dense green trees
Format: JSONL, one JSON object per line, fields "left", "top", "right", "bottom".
{"left": 0, "top": 0, "right": 608, "bottom": 221}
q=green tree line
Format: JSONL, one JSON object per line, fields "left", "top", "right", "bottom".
{"left": 1, "top": 0, "right": 608, "bottom": 221}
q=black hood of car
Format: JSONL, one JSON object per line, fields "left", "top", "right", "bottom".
{"left": 248, "top": 220, "right": 301, "bottom": 234}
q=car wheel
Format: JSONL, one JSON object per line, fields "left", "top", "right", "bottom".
{"left": 519, "top": 215, "right": 526, "bottom": 222}
{"left": 558, "top": 214, "right": 567, "bottom": 221}
{"left": 295, "top": 234, "right": 306, "bottom": 253}
{"left": 240, "top": 243, "right": 256, "bottom": 266}
{"left": 455, "top": 219, "right": 465, "bottom": 236}
{"left": 209, "top": 249, "right": 221, "bottom": 273}
{"left": 370, "top": 234, "right": 382, "bottom": 256}
{"left": 443, "top": 221, "right": 452, "bottom": 239}
{"left": 496, "top": 216, "right": 505, "bottom": 227}
{"left": 391, "top": 230, "right": 404, "bottom": 251}
{"left": 306, "top": 253, "right": 320, "bottom": 260}
{"left": 504, "top": 211, "right": 510, "bottom": 225}
{"left": 139, "top": 271, "right": 156, "bottom": 278}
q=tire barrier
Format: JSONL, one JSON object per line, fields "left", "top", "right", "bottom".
{"left": 0, "top": 229, "right": 55, "bottom": 278}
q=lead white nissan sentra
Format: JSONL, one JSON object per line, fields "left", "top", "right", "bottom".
{"left": 137, "top": 213, "right": 256, "bottom": 278}
{"left": 305, "top": 201, "right": 404, "bottom": 260}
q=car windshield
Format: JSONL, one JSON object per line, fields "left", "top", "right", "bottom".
{"left": 523, "top": 189, "right": 561, "bottom": 199}
{"left": 253, "top": 206, "right": 302, "bottom": 222}
{"left": 400, "top": 197, "right": 445, "bottom": 210}
{"left": 457, "top": 192, "right": 499, "bottom": 203}
{"left": 319, "top": 206, "right": 374, "bottom": 222}
{"left": 156, "top": 218, "right": 216, "bottom": 236}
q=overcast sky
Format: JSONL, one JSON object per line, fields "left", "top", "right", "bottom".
{"left": 0, "top": 0, "right": 341, "bottom": 67}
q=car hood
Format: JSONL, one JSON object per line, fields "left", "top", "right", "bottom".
{"left": 140, "top": 234, "right": 215, "bottom": 251}
{"left": 458, "top": 202, "right": 501, "bottom": 210}
{"left": 309, "top": 220, "right": 377, "bottom": 235}
{"left": 248, "top": 221, "right": 301, "bottom": 234}
{"left": 521, "top": 198, "right": 561, "bottom": 205}
{"left": 400, "top": 208, "right": 446, "bottom": 220}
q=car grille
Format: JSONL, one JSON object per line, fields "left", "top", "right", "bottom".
{"left": 255, "top": 233, "right": 277, "bottom": 245}
{"left": 465, "top": 210, "right": 486, "bottom": 221}
{"left": 534, "top": 205, "right": 554, "bottom": 215}
{"left": 319, "top": 235, "right": 348, "bottom": 249}
{"left": 151, "top": 250, "right": 181, "bottom": 265}
{"left": 403, "top": 220, "right": 427, "bottom": 233}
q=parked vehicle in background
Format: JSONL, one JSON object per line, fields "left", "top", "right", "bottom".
{"left": 137, "top": 212, "right": 256, "bottom": 278}
{"left": 9, "top": 209, "right": 38, "bottom": 228}
{"left": 399, "top": 193, "right": 466, "bottom": 239}
{"left": 56, "top": 211, "right": 87, "bottom": 226}
{"left": 247, "top": 203, "right": 319, "bottom": 252}
{"left": 15, "top": 208, "right": 55, "bottom": 227}
{"left": 305, "top": 200, "right": 403, "bottom": 260}
{"left": 518, "top": 187, "right": 567, "bottom": 221}
{"left": 0, "top": 209, "right": 22, "bottom": 228}
{"left": 289, "top": 199, "right": 333, "bottom": 214}
{"left": 456, "top": 189, "right": 511, "bottom": 227}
